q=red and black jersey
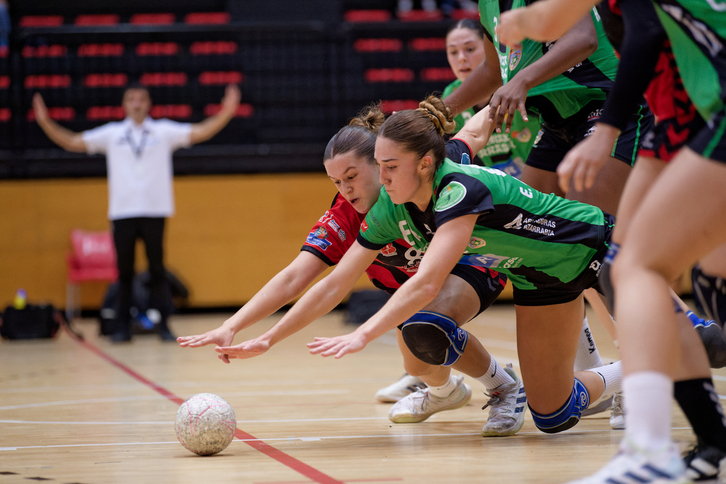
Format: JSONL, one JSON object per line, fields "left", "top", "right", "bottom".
{"left": 302, "top": 193, "right": 419, "bottom": 294}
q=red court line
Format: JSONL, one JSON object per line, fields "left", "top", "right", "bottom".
{"left": 65, "top": 328, "right": 343, "bottom": 484}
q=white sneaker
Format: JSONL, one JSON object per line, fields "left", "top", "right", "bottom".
{"left": 481, "top": 365, "right": 527, "bottom": 437}
{"left": 375, "top": 373, "right": 427, "bottom": 403}
{"left": 566, "top": 439, "right": 690, "bottom": 484}
{"left": 610, "top": 392, "right": 625, "bottom": 430}
{"left": 582, "top": 395, "right": 613, "bottom": 417}
{"left": 388, "top": 374, "right": 471, "bottom": 423}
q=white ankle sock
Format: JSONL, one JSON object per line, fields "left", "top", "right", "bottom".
{"left": 586, "top": 361, "right": 623, "bottom": 397}
{"left": 475, "top": 359, "right": 515, "bottom": 391}
{"left": 624, "top": 371, "right": 673, "bottom": 452}
{"left": 428, "top": 375, "right": 458, "bottom": 398}
{"left": 574, "top": 317, "right": 604, "bottom": 372}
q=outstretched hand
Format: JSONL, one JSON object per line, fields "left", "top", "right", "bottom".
{"left": 177, "top": 326, "right": 235, "bottom": 363}
{"left": 220, "top": 84, "right": 241, "bottom": 114}
{"left": 215, "top": 337, "right": 271, "bottom": 360}
{"left": 307, "top": 332, "right": 368, "bottom": 359}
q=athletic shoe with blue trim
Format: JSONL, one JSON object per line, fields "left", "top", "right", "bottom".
{"left": 375, "top": 373, "right": 427, "bottom": 403}
{"left": 566, "top": 439, "right": 691, "bottom": 484}
{"left": 388, "top": 374, "right": 471, "bottom": 423}
{"left": 481, "top": 365, "right": 527, "bottom": 437}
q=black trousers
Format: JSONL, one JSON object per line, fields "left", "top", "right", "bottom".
{"left": 111, "top": 217, "right": 168, "bottom": 331}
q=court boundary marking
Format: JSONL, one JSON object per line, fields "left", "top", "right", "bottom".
{"left": 64, "top": 327, "right": 344, "bottom": 484}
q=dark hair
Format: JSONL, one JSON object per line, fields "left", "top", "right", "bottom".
{"left": 378, "top": 95, "right": 456, "bottom": 172}
{"left": 446, "top": 18, "right": 485, "bottom": 39}
{"left": 122, "top": 83, "right": 151, "bottom": 102}
{"left": 323, "top": 103, "right": 385, "bottom": 165}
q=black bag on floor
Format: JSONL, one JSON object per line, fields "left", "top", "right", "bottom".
{"left": 0, "top": 304, "right": 62, "bottom": 339}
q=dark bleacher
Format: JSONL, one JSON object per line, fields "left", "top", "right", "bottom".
{"left": 1, "top": 0, "right": 466, "bottom": 178}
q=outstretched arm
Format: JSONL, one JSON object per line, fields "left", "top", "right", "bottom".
{"left": 308, "top": 214, "right": 477, "bottom": 358}
{"left": 215, "top": 241, "right": 379, "bottom": 360}
{"left": 188, "top": 84, "right": 241, "bottom": 145}
{"left": 33, "top": 93, "right": 87, "bottom": 152}
{"left": 496, "top": 0, "right": 598, "bottom": 46}
{"left": 178, "top": 251, "right": 329, "bottom": 362}
{"left": 453, "top": 105, "right": 497, "bottom": 154}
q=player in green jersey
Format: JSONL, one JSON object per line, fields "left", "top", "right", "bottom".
{"left": 295, "top": 96, "right": 623, "bottom": 435}
{"left": 443, "top": 18, "right": 541, "bottom": 178}
{"left": 497, "top": 0, "right": 726, "bottom": 482}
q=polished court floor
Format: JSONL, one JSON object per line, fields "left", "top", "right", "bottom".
{"left": 1, "top": 303, "right": 721, "bottom": 484}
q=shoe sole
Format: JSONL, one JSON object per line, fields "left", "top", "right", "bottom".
{"left": 389, "top": 387, "right": 473, "bottom": 424}
{"left": 481, "top": 403, "right": 528, "bottom": 437}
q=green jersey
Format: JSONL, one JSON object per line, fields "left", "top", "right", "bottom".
{"left": 479, "top": 0, "right": 620, "bottom": 122}
{"left": 651, "top": 0, "right": 726, "bottom": 120}
{"left": 358, "top": 160, "right": 612, "bottom": 291}
{"left": 443, "top": 79, "right": 541, "bottom": 176}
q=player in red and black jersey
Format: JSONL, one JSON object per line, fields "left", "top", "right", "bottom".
{"left": 179, "top": 102, "right": 528, "bottom": 436}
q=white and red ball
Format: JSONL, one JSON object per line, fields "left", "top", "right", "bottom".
{"left": 175, "top": 393, "right": 237, "bottom": 455}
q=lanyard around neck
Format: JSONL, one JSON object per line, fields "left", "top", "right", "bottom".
{"left": 125, "top": 127, "right": 150, "bottom": 159}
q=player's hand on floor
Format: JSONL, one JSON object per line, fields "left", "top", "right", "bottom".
{"left": 307, "top": 332, "right": 368, "bottom": 359}
{"left": 215, "top": 337, "right": 271, "bottom": 361}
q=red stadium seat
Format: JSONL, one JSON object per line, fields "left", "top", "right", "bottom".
{"left": 24, "top": 75, "right": 71, "bottom": 89}
{"left": 364, "top": 68, "right": 415, "bottom": 83}
{"left": 0, "top": 76, "right": 9, "bottom": 89}
{"left": 75, "top": 14, "right": 120, "bottom": 26}
{"left": 22, "top": 45, "right": 68, "bottom": 58}
{"left": 204, "top": 103, "right": 254, "bottom": 118}
{"left": 409, "top": 37, "right": 446, "bottom": 51}
{"left": 450, "top": 9, "right": 480, "bottom": 20}
{"left": 198, "top": 71, "right": 244, "bottom": 85}
{"left": 130, "top": 13, "right": 175, "bottom": 25}
{"left": 27, "top": 107, "right": 75, "bottom": 122}
{"left": 353, "top": 38, "right": 403, "bottom": 53}
{"left": 0, "top": 46, "right": 8, "bottom": 58}
{"left": 136, "top": 42, "right": 180, "bottom": 56}
{"left": 380, "top": 100, "right": 419, "bottom": 113}
{"left": 344, "top": 10, "right": 392, "bottom": 22}
{"left": 84, "top": 73, "right": 128, "bottom": 88}
{"left": 86, "top": 106, "right": 126, "bottom": 121}
{"left": 420, "top": 67, "right": 456, "bottom": 82}
{"left": 398, "top": 9, "right": 444, "bottom": 21}
{"left": 189, "top": 41, "right": 238, "bottom": 55}
{"left": 78, "top": 43, "right": 124, "bottom": 57}
{"left": 150, "top": 105, "right": 192, "bottom": 119}
{"left": 184, "top": 12, "right": 231, "bottom": 24}
{"left": 0, "top": 108, "right": 10, "bottom": 122}
{"left": 140, "top": 72, "right": 188, "bottom": 87}
{"left": 19, "top": 16, "right": 64, "bottom": 27}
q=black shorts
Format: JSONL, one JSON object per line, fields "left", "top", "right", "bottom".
{"left": 527, "top": 100, "right": 653, "bottom": 172}
{"left": 450, "top": 264, "right": 507, "bottom": 315}
{"left": 512, "top": 213, "right": 614, "bottom": 306}
{"left": 688, "top": 109, "right": 726, "bottom": 164}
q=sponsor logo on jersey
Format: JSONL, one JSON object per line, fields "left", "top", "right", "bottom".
{"left": 326, "top": 219, "right": 346, "bottom": 241}
{"left": 306, "top": 226, "right": 332, "bottom": 251}
{"left": 380, "top": 243, "right": 397, "bottom": 257}
{"left": 508, "top": 47, "right": 522, "bottom": 71}
{"left": 567, "top": 62, "right": 583, "bottom": 73}
{"left": 589, "top": 259, "right": 602, "bottom": 275}
{"left": 435, "top": 182, "right": 467, "bottom": 211}
{"left": 504, "top": 213, "right": 556, "bottom": 236}
{"left": 361, "top": 220, "right": 369, "bottom": 233}
{"left": 461, "top": 253, "right": 523, "bottom": 269}
{"left": 532, "top": 128, "right": 544, "bottom": 147}
{"left": 587, "top": 109, "right": 603, "bottom": 122}
{"left": 584, "top": 125, "right": 597, "bottom": 137}
{"left": 468, "top": 237, "right": 486, "bottom": 249}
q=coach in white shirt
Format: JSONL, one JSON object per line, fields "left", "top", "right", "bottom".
{"left": 33, "top": 83, "right": 241, "bottom": 342}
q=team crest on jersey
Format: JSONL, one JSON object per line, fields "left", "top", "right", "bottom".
{"left": 435, "top": 182, "right": 467, "bottom": 212}
{"left": 508, "top": 48, "right": 522, "bottom": 71}
{"left": 306, "top": 226, "right": 332, "bottom": 251}
{"left": 512, "top": 127, "right": 532, "bottom": 143}
{"left": 468, "top": 237, "right": 486, "bottom": 249}
{"left": 532, "top": 128, "right": 544, "bottom": 147}
{"left": 380, "top": 243, "right": 397, "bottom": 257}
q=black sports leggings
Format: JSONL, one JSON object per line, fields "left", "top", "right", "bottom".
{"left": 111, "top": 217, "right": 167, "bottom": 329}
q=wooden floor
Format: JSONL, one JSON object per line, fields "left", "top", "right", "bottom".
{"left": 1, "top": 303, "right": 722, "bottom": 484}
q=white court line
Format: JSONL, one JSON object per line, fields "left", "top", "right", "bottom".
{"left": 0, "top": 416, "right": 389, "bottom": 425}
{"left": 0, "top": 389, "right": 349, "bottom": 411}
{"left": 0, "top": 427, "right": 695, "bottom": 452}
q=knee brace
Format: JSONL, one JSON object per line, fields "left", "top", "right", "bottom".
{"left": 400, "top": 311, "right": 468, "bottom": 366}
{"left": 530, "top": 378, "right": 590, "bottom": 434}
{"left": 598, "top": 243, "right": 619, "bottom": 314}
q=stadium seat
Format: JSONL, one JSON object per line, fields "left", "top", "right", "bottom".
{"left": 130, "top": 13, "right": 175, "bottom": 25}
{"left": 380, "top": 99, "right": 419, "bottom": 113}
{"left": 353, "top": 38, "right": 403, "bottom": 53}
{"left": 184, "top": 12, "right": 231, "bottom": 24}
{"left": 0, "top": 75, "right": 8, "bottom": 88}
{"left": 27, "top": 107, "right": 75, "bottom": 122}
{"left": 86, "top": 106, "right": 126, "bottom": 121}
{"left": 66, "top": 229, "right": 118, "bottom": 322}
{"left": 409, "top": 37, "right": 446, "bottom": 51}
{"left": 22, "top": 45, "right": 68, "bottom": 58}
{"left": 140, "top": 72, "right": 188, "bottom": 87}
{"left": 136, "top": 42, "right": 180, "bottom": 56}
{"left": 420, "top": 67, "right": 456, "bottom": 82}
{"left": 0, "top": 108, "right": 10, "bottom": 122}
{"left": 75, "top": 14, "right": 120, "bottom": 26}
{"left": 84, "top": 73, "right": 128, "bottom": 88}
{"left": 364, "top": 68, "right": 415, "bottom": 83}
{"left": 198, "top": 71, "right": 244, "bottom": 85}
{"left": 204, "top": 103, "right": 253, "bottom": 118}
{"left": 189, "top": 41, "right": 238, "bottom": 55}
{"left": 24, "top": 74, "right": 71, "bottom": 89}
{"left": 397, "top": 9, "right": 444, "bottom": 21}
{"left": 343, "top": 10, "right": 392, "bottom": 22}
{"left": 19, "top": 16, "right": 64, "bottom": 27}
{"left": 77, "top": 44, "right": 124, "bottom": 57}
{"left": 150, "top": 104, "right": 192, "bottom": 119}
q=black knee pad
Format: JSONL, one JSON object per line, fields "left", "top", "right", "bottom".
{"left": 400, "top": 311, "right": 468, "bottom": 366}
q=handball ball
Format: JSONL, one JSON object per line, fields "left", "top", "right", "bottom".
{"left": 175, "top": 393, "right": 237, "bottom": 456}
